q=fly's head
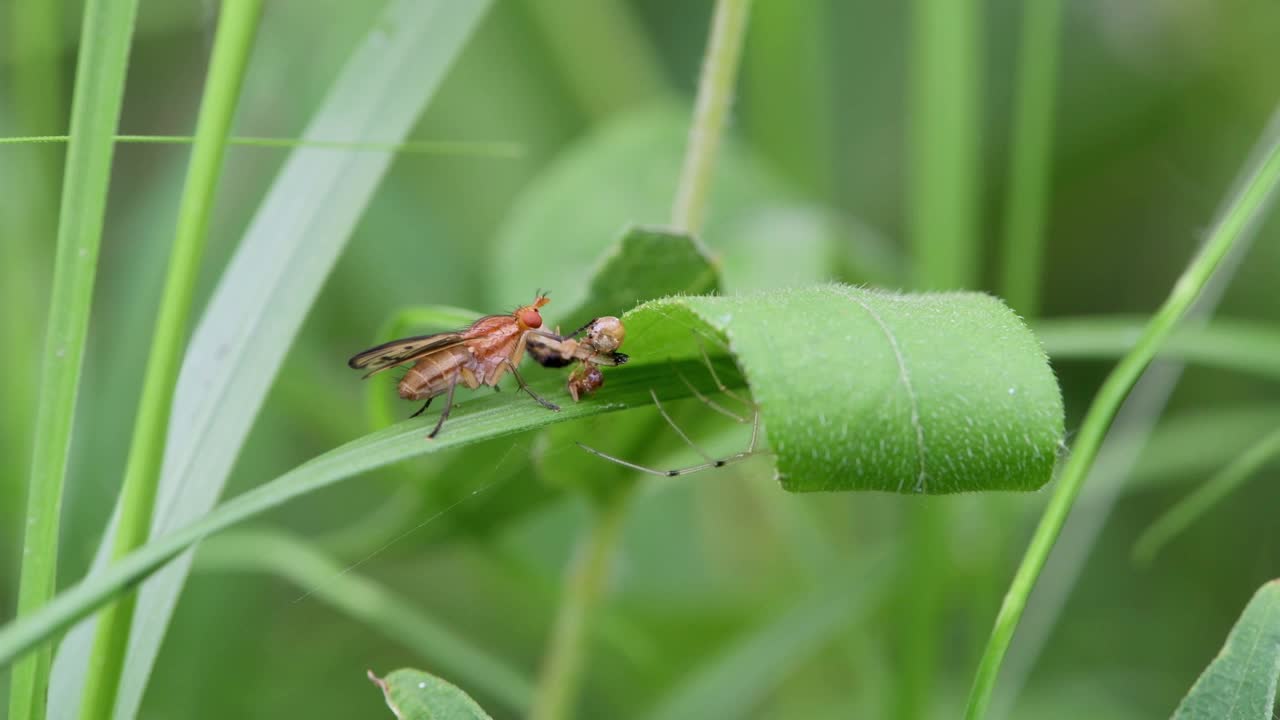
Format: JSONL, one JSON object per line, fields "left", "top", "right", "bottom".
{"left": 516, "top": 293, "right": 550, "bottom": 331}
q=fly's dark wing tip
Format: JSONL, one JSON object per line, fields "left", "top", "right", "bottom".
{"left": 613, "top": 352, "right": 629, "bottom": 365}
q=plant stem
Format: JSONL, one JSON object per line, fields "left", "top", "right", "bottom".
{"left": 529, "top": 489, "right": 634, "bottom": 720}
{"left": 7, "top": 0, "right": 140, "bottom": 717}
{"left": 530, "top": 4, "right": 753, "bottom": 716}
{"left": 963, "top": 132, "right": 1280, "bottom": 719}
{"left": 999, "top": 0, "right": 1063, "bottom": 317}
{"left": 77, "top": 1, "right": 264, "bottom": 717}
{"left": 522, "top": 0, "right": 666, "bottom": 121}
{"left": 900, "top": 2, "right": 981, "bottom": 716}
{"left": 671, "top": 0, "right": 753, "bottom": 236}
{"left": 909, "top": 0, "right": 981, "bottom": 290}
{"left": 1, "top": 0, "right": 64, "bottom": 588}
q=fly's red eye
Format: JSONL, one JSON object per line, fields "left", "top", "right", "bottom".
{"left": 520, "top": 308, "right": 543, "bottom": 328}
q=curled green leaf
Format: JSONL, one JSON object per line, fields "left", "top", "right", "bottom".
{"left": 619, "top": 284, "right": 1065, "bottom": 493}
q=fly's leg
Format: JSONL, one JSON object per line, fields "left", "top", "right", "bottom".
{"left": 427, "top": 380, "right": 458, "bottom": 439}
{"left": 503, "top": 358, "right": 560, "bottom": 411}
{"left": 409, "top": 397, "right": 433, "bottom": 419}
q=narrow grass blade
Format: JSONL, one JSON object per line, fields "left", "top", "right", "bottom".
{"left": 75, "top": 1, "right": 265, "bottom": 717}
{"left": 1134, "top": 426, "right": 1280, "bottom": 564}
{"left": 0, "top": 361, "right": 742, "bottom": 669}
{"left": 1036, "top": 315, "right": 1280, "bottom": 381}
{"left": 964, "top": 121, "right": 1280, "bottom": 720}
{"left": 988, "top": 107, "right": 1280, "bottom": 720}
{"left": 46, "top": 2, "right": 494, "bottom": 718}
{"left": 646, "top": 552, "right": 890, "bottom": 720}
{"left": 197, "top": 531, "right": 532, "bottom": 713}
{"left": 0, "top": 134, "right": 523, "bottom": 158}
{"left": 1172, "top": 580, "right": 1280, "bottom": 719}
{"left": 7, "top": 0, "right": 140, "bottom": 718}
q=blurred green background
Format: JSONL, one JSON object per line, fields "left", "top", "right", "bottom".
{"left": 2, "top": 0, "right": 1280, "bottom": 718}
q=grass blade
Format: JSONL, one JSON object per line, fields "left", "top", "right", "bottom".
{"left": 76, "top": 1, "right": 265, "bottom": 716}
{"left": 0, "top": 361, "right": 744, "bottom": 670}
{"left": 1036, "top": 315, "right": 1280, "bottom": 382}
{"left": 963, "top": 121, "right": 1280, "bottom": 720}
{"left": 646, "top": 552, "right": 890, "bottom": 720}
{"left": 197, "top": 531, "right": 533, "bottom": 713}
{"left": 46, "top": 2, "right": 494, "bottom": 718}
{"left": 988, "top": 107, "right": 1280, "bottom": 720}
{"left": 1133, "top": 425, "right": 1280, "bottom": 564}
{"left": 7, "top": 0, "right": 140, "bottom": 718}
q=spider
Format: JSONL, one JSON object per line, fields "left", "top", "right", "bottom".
{"left": 576, "top": 343, "right": 767, "bottom": 477}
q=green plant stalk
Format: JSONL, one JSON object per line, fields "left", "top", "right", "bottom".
{"left": 77, "top": 1, "right": 263, "bottom": 717}
{"left": 529, "top": 488, "right": 634, "bottom": 720}
{"left": 963, "top": 133, "right": 1280, "bottom": 719}
{"left": 7, "top": 0, "right": 140, "bottom": 717}
{"left": 522, "top": 0, "right": 665, "bottom": 120}
{"left": 1, "top": 0, "right": 64, "bottom": 578}
{"left": 745, "top": 0, "right": 833, "bottom": 198}
{"left": 0, "top": 134, "right": 524, "bottom": 157}
{"left": 909, "top": 0, "right": 981, "bottom": 290}
{"left": 999, "top": 0, "right": 1062, "bottom": 317}
{"left": 901, "top": 2, "right": 980, "bottom": 716}
{"left": 532, "top": 3, "right": 752, "bottom": 714}
{"left": 1134, "top": 425, "right": 1280, "bottom": 564}
{"left": 196, "top": 530, "right": 534, "bottom": 712}
{"left": 671, "top": 0, "right": 753, "bottom": 236}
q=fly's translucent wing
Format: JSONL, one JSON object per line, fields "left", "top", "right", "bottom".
{"left": 347, "top": 333, "right": 468, "bottom": 378}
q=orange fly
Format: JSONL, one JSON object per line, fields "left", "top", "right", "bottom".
{"left": 526, "top": 316, "right": 628, "bottom": 401}
{"left": 348, "top": 293, "right": 562, "bottom": 438}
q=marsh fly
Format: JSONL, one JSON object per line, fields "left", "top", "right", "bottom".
{"left": 526, "top": 316, "right": 628, "bottom": 401}
{"left": 348, "top": 293, "right": 563, "bottom": 438}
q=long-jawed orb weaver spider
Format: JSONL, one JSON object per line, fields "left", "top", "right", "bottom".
{"left": 576, "top": 342, "right": 767, "bottom": 477}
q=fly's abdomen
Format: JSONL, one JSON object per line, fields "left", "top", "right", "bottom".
{"left": 398, "top": 348, "right": 468, "bottom": 399}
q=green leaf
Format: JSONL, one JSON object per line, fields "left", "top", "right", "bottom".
{"left": 46, "top": 1, "right": 494, "bottom": 718}
{"left": 369, "top": 669, "right": 492, "bottom": 720}
{"left": 620, "top": 285, "right": 1065, "bottom": 493}
{"left": 1172, "top": 580, "right": 1280, "bottom": 720}
{"left": 565, "top": 225, "right": 718, "bottom": 325}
